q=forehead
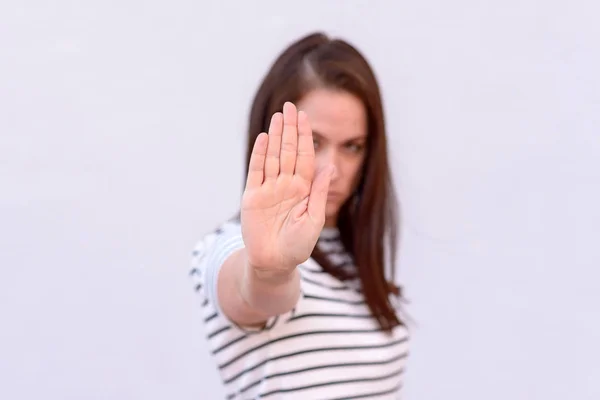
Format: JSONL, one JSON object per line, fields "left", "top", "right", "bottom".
{"left": 297, "top": 89, "right": 367, "bottom": 141}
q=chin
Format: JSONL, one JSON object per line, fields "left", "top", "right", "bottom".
{"left": 325, "top": 203, "right": 341, "bottom": 224}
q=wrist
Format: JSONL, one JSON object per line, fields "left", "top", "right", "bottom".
{"left": 237, "top": 261, "right": 300, "bottom": 315}
{"left": 246, "top": 261, "right": 298, "bottom": 285}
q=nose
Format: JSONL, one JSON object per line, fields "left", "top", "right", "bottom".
{"left": 317, "top": 147, "right": 340, "bottom": 181}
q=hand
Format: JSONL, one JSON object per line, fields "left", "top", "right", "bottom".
{"left": 240, "top": 102, "right": 334, "bottom": 275}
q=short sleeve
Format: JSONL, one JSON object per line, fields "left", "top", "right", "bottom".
{"left": 189, "top": 220, "right": 300, "bottom": 334}
{"left": 190, "top": 221, "right": 244, "bottom": 317}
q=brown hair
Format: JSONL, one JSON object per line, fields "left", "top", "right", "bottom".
{"left": 244, "top": 32, "right": 403, "bottom": 332}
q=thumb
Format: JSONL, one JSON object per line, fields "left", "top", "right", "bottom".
{"left": 307, "top": 165, "right": 335, "bottom": 225}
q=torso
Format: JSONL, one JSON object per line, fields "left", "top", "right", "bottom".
{"left": 192, "top": 222, "right": 409, "bottom": 400}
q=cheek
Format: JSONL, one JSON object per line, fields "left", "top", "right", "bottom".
{"left": 339, "top": 157, "right": 365, "bottom": 192}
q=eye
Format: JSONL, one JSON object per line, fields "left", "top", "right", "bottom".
{"left": 313, "top": 138, "right": 320, "bottom": 150}
{"left": 345, "top": 142, "right": 364, "bottom": 153}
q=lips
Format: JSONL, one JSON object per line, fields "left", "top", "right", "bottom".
{"left": 327, "top": 191, "right": 344, "bottom": 200}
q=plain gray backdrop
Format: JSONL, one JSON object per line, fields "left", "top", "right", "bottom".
{"left": 1, "top": 1, "right": 598, "bottom": 399}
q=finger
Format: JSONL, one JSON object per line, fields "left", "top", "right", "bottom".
{"left": 295, "top": 110, "right": 315, "bottom": 183}
{"left": 279, "top": 102, "right": 298, "bottom": 175}
{"left": 307, "top": 165, "right": 335, "bottom": 225}
{"left": 245, "top": 132, "right": 268, "bottom": 189}
{"left": 264, "top": 112, "right": 283, "bottom": 179}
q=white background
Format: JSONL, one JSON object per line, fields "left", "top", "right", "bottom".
{"left": 1, "top": 1, "right": 599, "bottom": 399}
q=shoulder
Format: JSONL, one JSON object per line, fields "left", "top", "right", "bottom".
{"left": 191, "top": 218, "right": 242, "bottom": 269}
{"left": 194, "top": 217, "right": 241, "bottom": 247}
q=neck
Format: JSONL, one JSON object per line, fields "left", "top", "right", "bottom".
{"left": 324, "top": 215, "right": 338, "bottom": 228}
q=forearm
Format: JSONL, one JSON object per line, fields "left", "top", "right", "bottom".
{"left": 217, "top": 248, "right": 301, "bottom": 327}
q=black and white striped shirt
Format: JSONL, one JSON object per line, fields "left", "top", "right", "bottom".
{"left": 189, "top": 220, "right": 409, "bottom": 399}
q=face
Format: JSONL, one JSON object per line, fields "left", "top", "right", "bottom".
{"left": 296, "top": 88, "right": 368, "bottom": 227}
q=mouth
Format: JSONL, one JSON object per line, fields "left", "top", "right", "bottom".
{"left": 327, "top": 192, "right": 344, "bottom": 200}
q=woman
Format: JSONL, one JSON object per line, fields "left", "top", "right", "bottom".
{"left": 190, "top": 32, "right": 409, "bottom": 399}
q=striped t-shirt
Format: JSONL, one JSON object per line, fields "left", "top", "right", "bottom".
{"left": 189, "top": 219, "right": 409, "bottom": 399}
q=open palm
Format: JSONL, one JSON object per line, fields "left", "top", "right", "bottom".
{"left": 241, "top": 102, "right": 333, "bottom": 273}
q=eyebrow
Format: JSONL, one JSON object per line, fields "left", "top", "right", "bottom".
{"left": 312, "top": 130, "right": 367, "bottom": 142}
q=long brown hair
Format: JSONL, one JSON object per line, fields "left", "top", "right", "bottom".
{"left": 244, "top": 32, "right": 403, "bottom": 331}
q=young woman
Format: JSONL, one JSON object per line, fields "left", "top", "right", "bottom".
{"left": 190, "top": 32, "right": 409, "bottom": 399}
